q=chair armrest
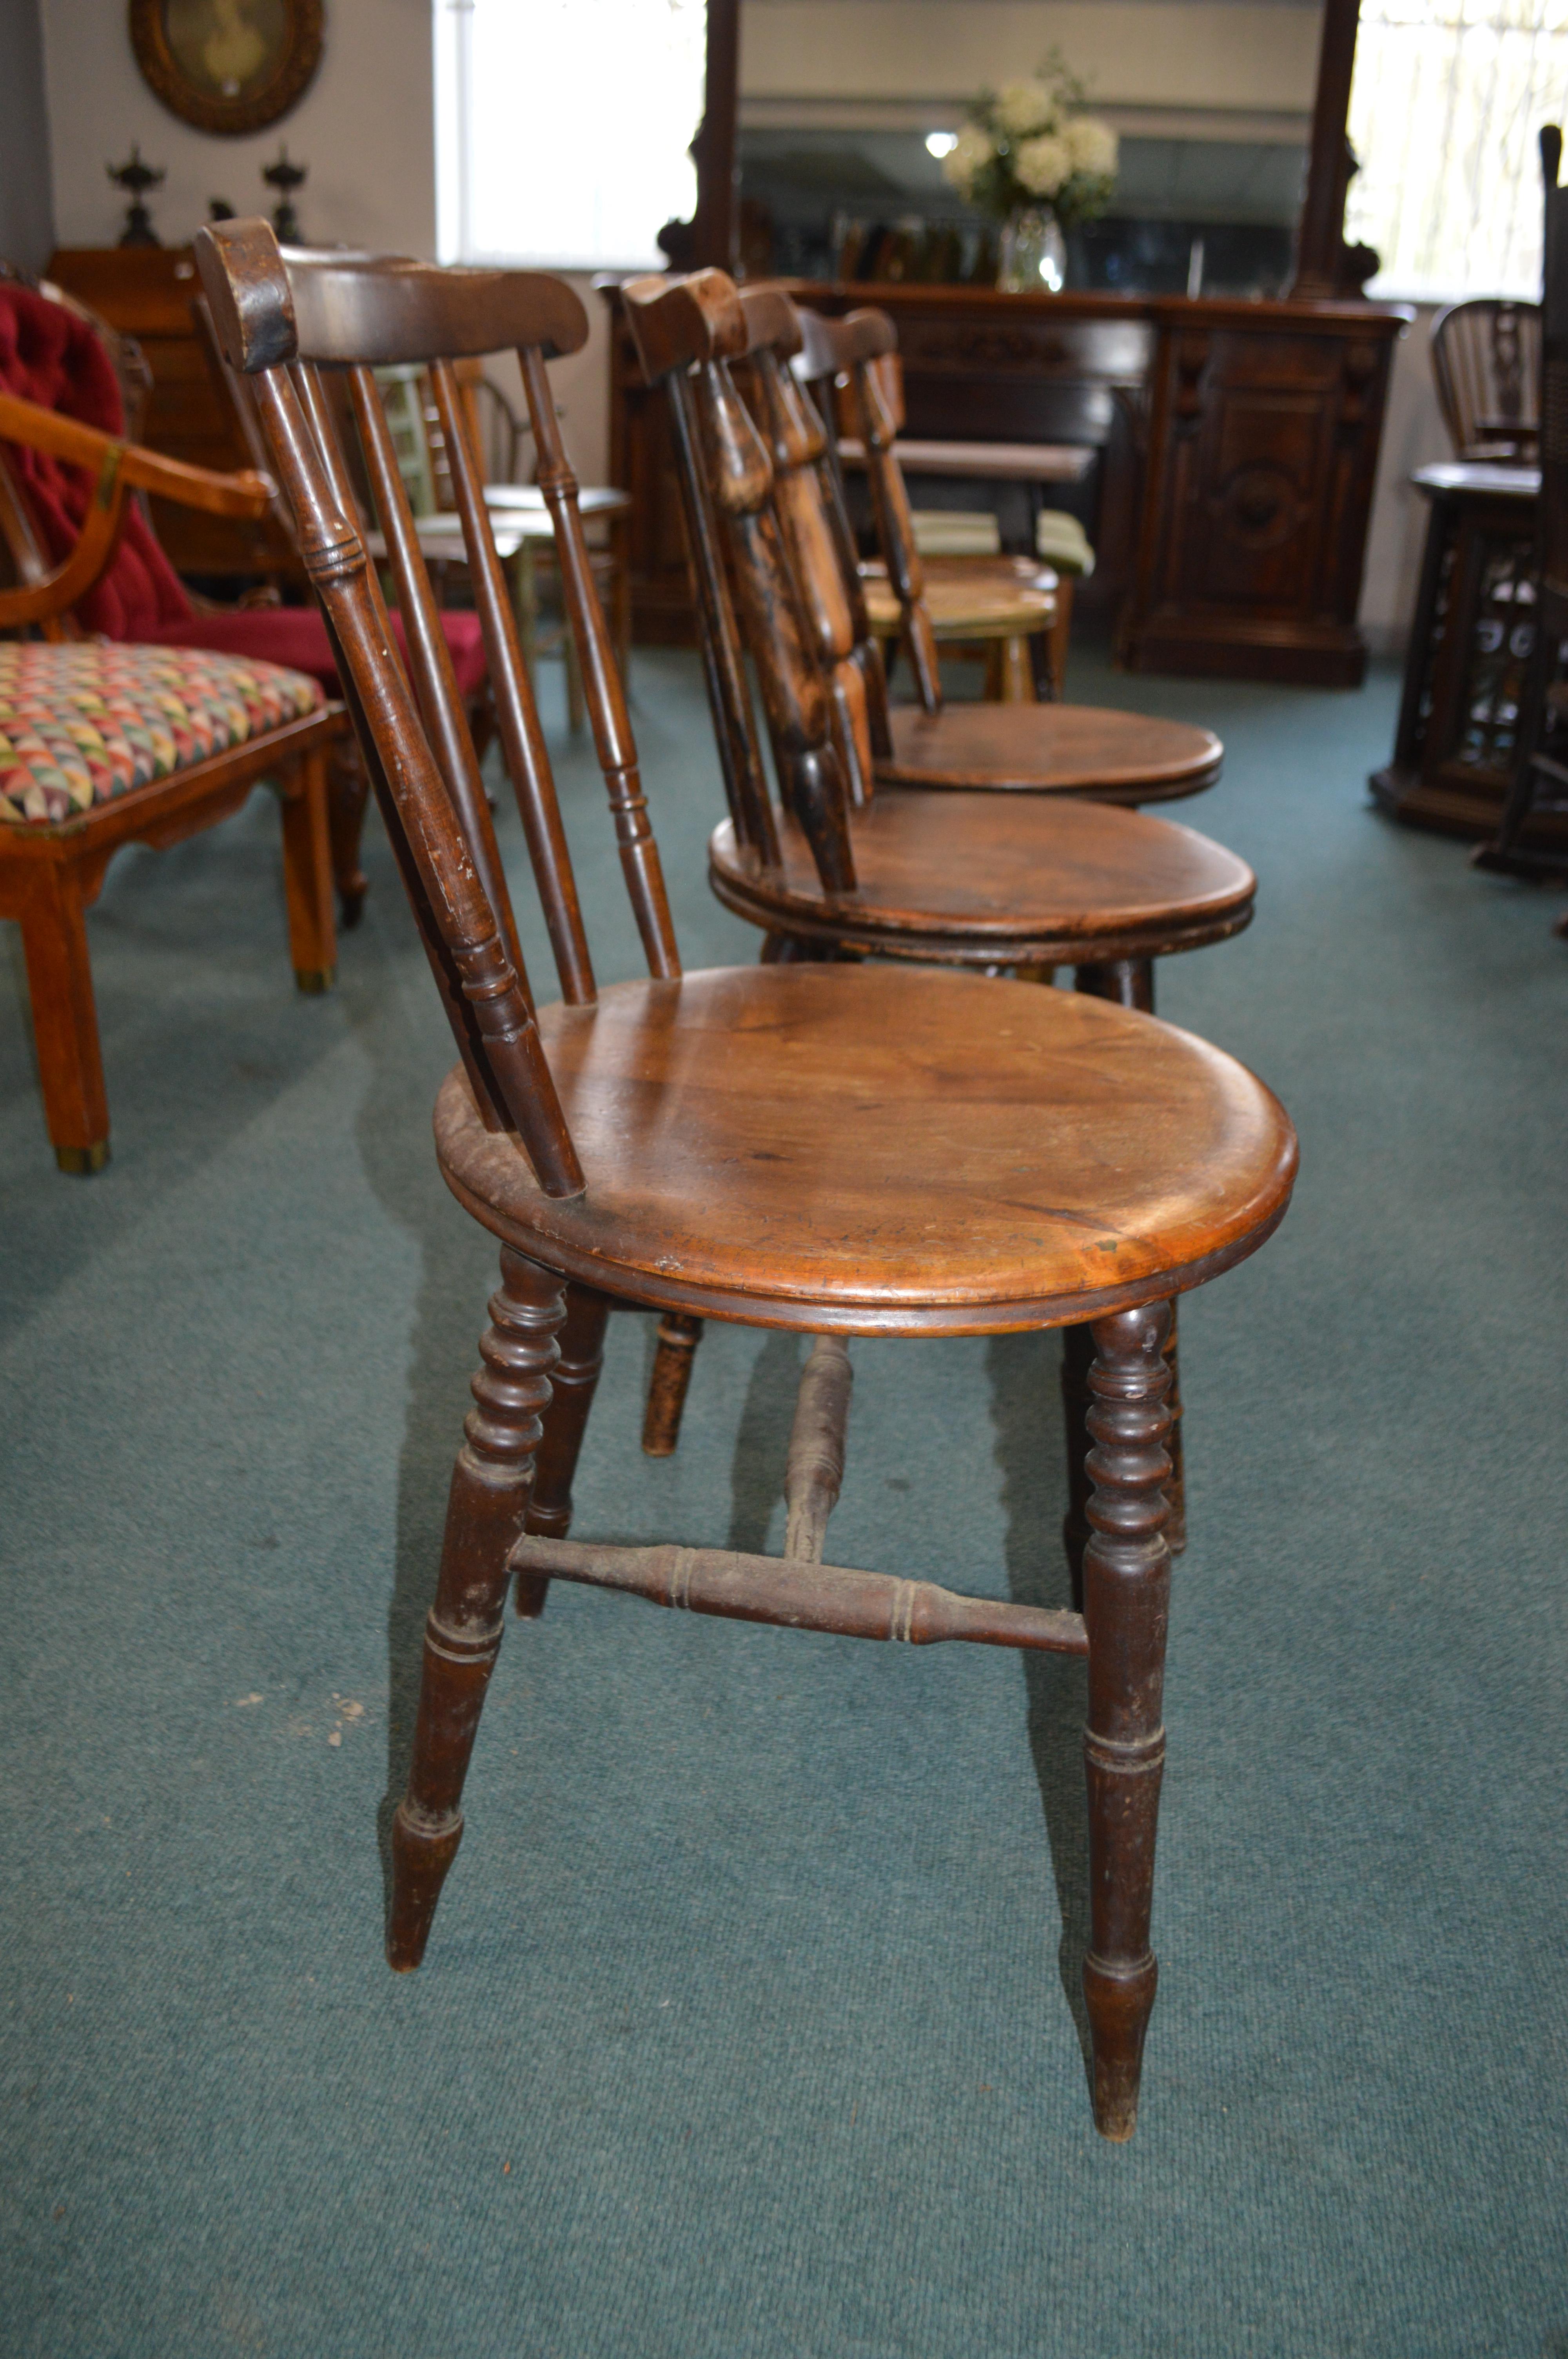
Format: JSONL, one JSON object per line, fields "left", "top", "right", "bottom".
{"left": 0, "top": 391, "right": 274, "bottom": 519}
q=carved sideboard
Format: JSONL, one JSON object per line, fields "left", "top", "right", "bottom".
{"left": 604, "top": 282, "right": 1409, "bottom": 686}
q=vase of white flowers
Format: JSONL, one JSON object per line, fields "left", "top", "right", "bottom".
{"left": 940, "top": 56, "right": 1118, "bottom": 293}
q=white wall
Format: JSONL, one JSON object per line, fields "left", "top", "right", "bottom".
{"left": 40, "top": 0, "right": 436, "bottom": 256}
{"left": 34, "top": 0, "right": 614, "bottom": 483}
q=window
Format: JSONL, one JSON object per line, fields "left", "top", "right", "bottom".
{"left": 1347, "top": 0, "right": 1568, "bottom": 300}
{"left": 434, "top": 0, "right": 707, "bottom": 269}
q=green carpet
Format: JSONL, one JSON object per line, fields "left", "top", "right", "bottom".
{"left": 2, "top": 641, "right": 1565, "bottom": 2357}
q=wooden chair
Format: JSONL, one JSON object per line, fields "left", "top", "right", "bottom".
{"left": 196, "top": 216, "right": 1297, "bottom": 2142}
{"left": 811, "top": 334, "right": 1058, "bottom": 701}
{"left": 1474, "top": 129, "right": 1568, "bottom": 923}
{"left": 771, "top": 296, "right": 1223, "bottom": 806}
{"left": 1431, "top": 297, "right": 1541, "bottom": 463}
{"left": 0, "top": 390, "right": 340, "bottom": 1169}
{"left": 625, "top": 270, "right": 1254, "bottom": 1490}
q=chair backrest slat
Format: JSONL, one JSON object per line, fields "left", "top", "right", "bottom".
{"left": 345, "top": 359, "right": 531, "bottom": 991}
{"left": 427, "top": 353, "right": 596, "bottom": 1006}
{"left": 196, "top": 217, "right": 604, "bottom": 1196}
{"left": 793, "top": 310, "right": 893, "bottom": 762}
{"left": 289, "top": 351, "right": 532, "bottom": 1117}
{"left": 622, "top": 270, "right": 856, "bottom": 897}
{"left": 828, "top": 313, "right": 943, "bottom": 714}
{"left": 516, "top": 343, "right": 680, "bottom": 978}
{"left": 738, "top": 288, "right": 874, "bottom": 806}
{"left": 251, "top": 347, "right": 583, "bottom": 1194}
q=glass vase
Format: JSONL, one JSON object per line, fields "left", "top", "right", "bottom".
{"left": 997, "top": 207, "right": 1066, "bottom": 294}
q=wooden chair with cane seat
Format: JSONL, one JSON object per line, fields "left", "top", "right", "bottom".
{"left": 750, "top": 291, "right": 1223, "bottom": 807}
{"left": 1474, "top": 128, "right": 1568, "bottom": 925}
{"left": 196, "top": 216, "right": 1298, "bottom": 2142}
{"left": 625, "top": 270, "right": 1253, "bottom": 1477}
{"left": 0, "top": 388, "right": 341, "bottom": 1170}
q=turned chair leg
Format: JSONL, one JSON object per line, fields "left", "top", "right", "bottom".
{"left": 1081, "top": 1300, "right": 1174, "bottom": 2141}
{"left": 1071, "top": 958, "right": 1187, "bottom": 1552}
{"left": 515, "top": 1283, "right": 612, "bottom": 1616}
{"left": 18, "top": 864, "right": 111, "bottom": 1172}
{"left": 642, "top": 1312, "right": 704, "bottom": 1456}
{"left": 278, "top": 751, "right": 338, "bottom": 991}
{"left": 996, "top": 632, "right": 1036, "bottom": 702}
{"left": 327, "top": 737, "right": 372, "bottom": 929}
{"left": 388, "top": 1249, "right": 566, "bottom": 1971}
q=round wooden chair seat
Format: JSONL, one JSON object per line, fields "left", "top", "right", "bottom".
{"left": 862, "top": 572, "right": 1055, "bottom": 641}
{"left": 881, "top": 702, "right": 1225, "bottom": 803}
{"left": 436, "top": 965, "right": 1296, "bottom": 1337}
{"left": 706, "top": 792, "right": 1254, "bottom": 967}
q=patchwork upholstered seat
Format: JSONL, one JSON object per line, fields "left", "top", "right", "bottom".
{"left": 0, "top": 639, "right": 323, "bottom": 827}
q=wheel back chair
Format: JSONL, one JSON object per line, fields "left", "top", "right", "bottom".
{"left": 745, "top": 290, "right": 1223, "bottom": 806}
{"left": 1474, "top": 127, "right": 1568, "bottom": 928}
{"left": 196, "top": 216, "right": 1297, "bottom": 2141}
{"left": 1431, "top": 295, "right": 1541, "bottom": 463}
{"left": 0, "top": 284, "right": 343, "bottom": 1171}
{"left": 623, "top": 270, "right": 1257, "bottom": 1507}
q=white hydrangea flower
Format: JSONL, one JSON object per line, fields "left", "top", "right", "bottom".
{"left": 1067, "top": 116, "right": 1119, "bottom": 179}
{"left": 941, "top": 122, "right": 996, "bottom": 197}
{"left": 1014, "top": 132, "right": 1072, "bottom": 198}
{"left": 995, "top": 80, "right": 1058, "bottom": 138}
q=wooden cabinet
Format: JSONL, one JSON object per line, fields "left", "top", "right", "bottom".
{"left": 46, "top": 246, "right": 299, "bottom": 583}
{"left": 604, "top": 280, "right": 1408, "bottom": 685}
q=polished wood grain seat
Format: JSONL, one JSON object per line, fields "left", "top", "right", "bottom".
{"left": 706, "top": 792, "right": 1254, "bottom": 966}
{"left": 437, "top": 965, "right": 1293, "bottom": 1332}
{"left": 196, "top": 219, "right": 1299, "bottom": 2144}
{"left": 882, "top": 702, "right": 1225, "bottom": 802}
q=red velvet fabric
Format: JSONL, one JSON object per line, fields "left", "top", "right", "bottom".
{"left": 147, "top": 605, "right": 490, "bottom": 702}
{"left": 0, "top": 282, "right": 194, "bottom": 639}
{"left": 0, "top": 281, "right": 490, "bottom": 707}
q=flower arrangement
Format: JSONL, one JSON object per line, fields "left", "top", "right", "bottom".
{"left": 940, "top": 56, "right": 1118, "bottom": 233}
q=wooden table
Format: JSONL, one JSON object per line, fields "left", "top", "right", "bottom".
{"left": 1368, "top": 461, "right": 1546, "bottom": 838}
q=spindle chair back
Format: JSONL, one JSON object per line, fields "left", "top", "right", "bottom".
{"left": 194, "top": 224, "right": 682, "bottom": 1201}
{"left": 1431, "top": 296, "right": 1541, "bottom": 462}
{"left": 623, "top": 267, "right": 857, "bottom": 894}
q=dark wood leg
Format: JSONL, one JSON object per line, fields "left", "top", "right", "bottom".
{"left": 1072, "top": 956, "right": 1186, "bottom": 1550}
{"left": 1081, "top": 1300, "right": 1173, "bottom": 2141}
{"left": 1161, "top": 1302, "right": 1187, "bottom": 1554}
{"left": 388, "top": 1249, "right": 565, "bottom": 1971}
{"left": 326, "top": 737, "right": 372, "bottom": 929}
{"left": 1073, "top": 956, "right": 1154, "bottom": 1012}
{"left": 18, "top": 864, "right": 110, "bottom": 1172}
{"left": 642, "top": 1312, "right": 703, "bottom": 1456}
{"left": 515, "top": 1283, "right": 612, "bottom": 1616}
{"left": 278, "top": 751, "right": 338, "bottom": 991}
{"left": 1060, "top": 1320, "right": 1094, "bottom": 1610}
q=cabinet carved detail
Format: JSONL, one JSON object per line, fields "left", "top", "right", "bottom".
{"left": 1218, "top": 462, "right": 1301, "bottom": 548}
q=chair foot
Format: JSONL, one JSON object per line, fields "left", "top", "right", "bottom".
{"left": 387, "top": 1806, "right": 466, "bottom": 1971}
{"left": 1083, "top": 1954, "right": 1160, "bottom": 2139}
{"left": 55, "top": 1140, "right": 111, "bottom": 1176}
{"left": 293, "top": 965, "right": 336, "bottom": 994}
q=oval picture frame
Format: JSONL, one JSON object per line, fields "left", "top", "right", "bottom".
{"left": 129, "top": 0, "right": 324, "bottom": 137}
